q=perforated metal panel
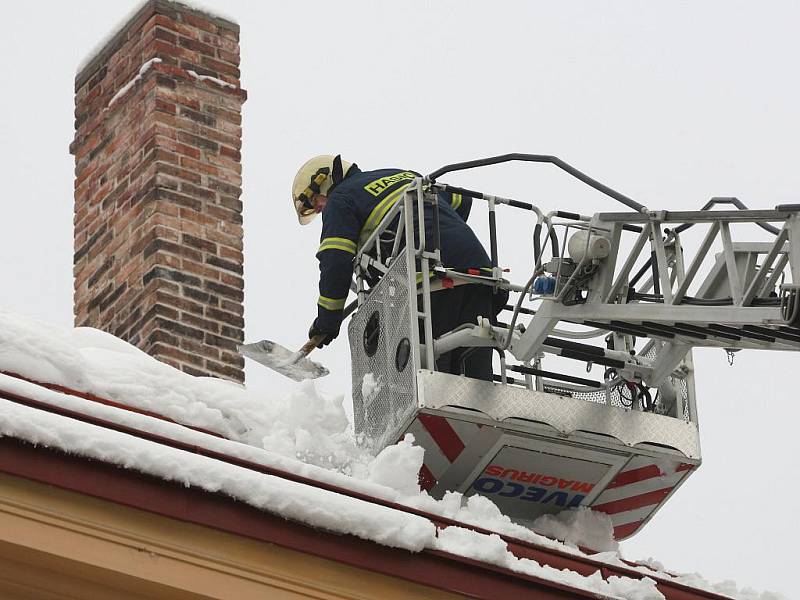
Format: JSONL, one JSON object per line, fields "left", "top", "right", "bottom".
{"left": 542, "top": 379, "right": 688, "bottom": 417}
{"left": 542, "top": 343, "right": 695, "bottom": 422}
{"left": 642, "top": 341, "right": 694, "bottom": 422}
{"left": 349, "top": 256, "right": 419, "bottom": 450}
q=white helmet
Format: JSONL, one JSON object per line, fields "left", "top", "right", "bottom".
{"left": 291, "top": 154, "right": 354, "bottom": 225}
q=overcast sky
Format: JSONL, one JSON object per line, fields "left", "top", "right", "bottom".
{"left": 2, "top": 1, "right": 798, "bottom": 596}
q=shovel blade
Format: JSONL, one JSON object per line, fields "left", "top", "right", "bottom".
{"left": 238, "top": 339, "right": 329, "bottom": 382}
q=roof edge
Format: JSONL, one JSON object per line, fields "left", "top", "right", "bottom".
{"left": 0, "top": 375, "right": 733, "bottom": 600}
{"left": 0, "top": 436, "right": 607, "bottom": 600}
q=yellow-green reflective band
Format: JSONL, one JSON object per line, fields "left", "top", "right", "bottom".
{"left": 317, "top": 295, "right": 346, "bottom": 311}
{"left": 451, "top": 193, "right": 462, "bottom": 210}
{"left": 359, "top": 183, "right": 412, "bottom": 246}
{"left": 318, "top": 237, "right": 357, "bottom": 254}
{"left": 415, "top": 271, "right": 436, "bottom": 284}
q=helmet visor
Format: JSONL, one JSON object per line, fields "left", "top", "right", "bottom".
{"left": 294, "top": 197, "right": 318, "bottom": 225}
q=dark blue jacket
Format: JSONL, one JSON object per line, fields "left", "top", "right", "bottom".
{"left": 315, "top": 166, "right": 491, "bottom": 332}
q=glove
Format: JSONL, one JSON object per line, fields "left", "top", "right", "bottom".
{"left": 308, "top": 319, "right": 339, "bottom": 348}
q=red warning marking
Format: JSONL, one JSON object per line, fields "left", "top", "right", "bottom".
{"left": 418, "top": 463, "right": 437, "bottom": 492}
{"left": 593, "top": 487, "right": 674, "bottom": 515}
{"left": 606, "top": 462, "right": 692, "bottom": 489}
{"left": 612, "top": 521, "right": 642, "bottom": 540}
{"left": 417, "top": 413, "right": 465, "bottom": 463}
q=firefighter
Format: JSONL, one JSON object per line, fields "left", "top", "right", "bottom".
{"left": 292, "top": 154, "right": 506, "bottom": 381}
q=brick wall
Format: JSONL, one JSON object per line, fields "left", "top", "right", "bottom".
{"left": 70, "top": 0, "right": 247, "bottom": 382}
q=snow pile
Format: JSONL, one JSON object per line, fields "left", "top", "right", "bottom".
{"left": 589, "top": 553, "right": 788, "bottom": 600}
{"left": 0, "top": 390, "right": 666, "bottom": 600}
{"left": 532, "top": 507, "right": 619, "bottom": 552}
{"left": 433, "top": 527, "right": 663, "bottom": 599}
{"left": 672, "top": 575, "right": 785, "bottom": 600}
{"left": 0, "top": 309, "right": 370, "bottom": 474}
{"left": 0, "top": 397, "right": 434, "bottom": 552}
{"left": 631, "top": 558, "right": 787, "bottom": 600}
{"left": 0, "top": 308, "right": 787, "bottom": 599}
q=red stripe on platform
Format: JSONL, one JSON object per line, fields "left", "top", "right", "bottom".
{"left": 419, "top": 463, "right": 437, "bottom": 492}
{"left": 607, "top": 462, "right": 692, "bottom": 489}
{"left": 593, "top": 486, "right": 674, "bottom": 514}
{"left": 613, "top": 521, "right": 643, "bottom": 540}
{"left": 417, "top": 414, "right": 465, "bottom": 463}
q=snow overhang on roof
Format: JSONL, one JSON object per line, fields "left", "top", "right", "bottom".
{"left": 0, "top": 310, "right": 748, "bottom": 600}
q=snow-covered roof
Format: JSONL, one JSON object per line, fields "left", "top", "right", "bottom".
{"left": 0, "top": 309, "right": 775, "bottom": 600}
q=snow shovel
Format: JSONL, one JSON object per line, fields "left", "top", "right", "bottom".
{"left": 238, "top": 301, "right": 357, "bottom": 382}
{"left": 238, "top": 334, "right": 330, "bottom": 382}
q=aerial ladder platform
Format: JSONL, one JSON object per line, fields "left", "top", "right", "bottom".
{"left": 347, "top": 154, "right": 800, "bottom": 539}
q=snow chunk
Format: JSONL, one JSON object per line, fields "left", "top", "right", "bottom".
{"left": 436, "top": 527, "right": 509, "bottom": 563}
{"left": 187, "top": 69, "right": 238, "bottom": 89}
{"left": 532, "top": 507, "right": 619, "bottom": 552}
{"left": 604, "top": 576, "right": 663, "bottom": 600}
{"left": 361, "top": 372, "right": 381, "bottom": 401}
{"left": 257, "top": 380, "right": 357, "bottom": 470}
{"left": 367, "top": 434, "right": 424, "bottom": 495}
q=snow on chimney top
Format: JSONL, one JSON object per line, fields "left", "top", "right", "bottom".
{"left": 70, "top": 0, "right": 248, "bottom": 382}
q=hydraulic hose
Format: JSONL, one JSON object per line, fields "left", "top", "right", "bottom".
{"left": 428, "top": 153, "right": 647, "bottom": 213}
{"left": 533, "top": 222, "right": 560, "bottom": 263}
{"left": 674, "top": 197, "right": 780, "bottom": 236}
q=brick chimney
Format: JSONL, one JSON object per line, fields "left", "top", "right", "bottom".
{"left": 70, "top": 0, "right": 247, "bottom": 382}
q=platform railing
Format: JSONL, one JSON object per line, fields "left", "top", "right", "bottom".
{"left": 351, "top": 160, "right": 799, "bottom": 428}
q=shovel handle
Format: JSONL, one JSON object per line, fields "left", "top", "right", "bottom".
{"left": 298, "top": 302, "right": 357, "bottom": 358}
{"left": 299, "top": 334, "right": 327, "bottom": 357}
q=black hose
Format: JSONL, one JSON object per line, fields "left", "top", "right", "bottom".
{"left": 430, "top": 191, "right": 441, "bottom": 254}
{"left": 428, "top": 153, "right": 647, "bottom": 213}
{"left": 533, "top": 223, "right": 560, "bottom": 263}
{"left": 632, "top": 292, "right": 780, "bottom": 306}
{"left": 674, "top": 197, "right": 780, "bottom": 236}
{"left": 506, "top": 364, "right": 601, "bottom": 388}
{"left": 629, "top": 258, "right": 653, "bottom": 289}
{"left": 489, "top": 209, "right": 498, "bottom": 270}
{"left": 650, "top": 250, "right": 660, "bottom": 295}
